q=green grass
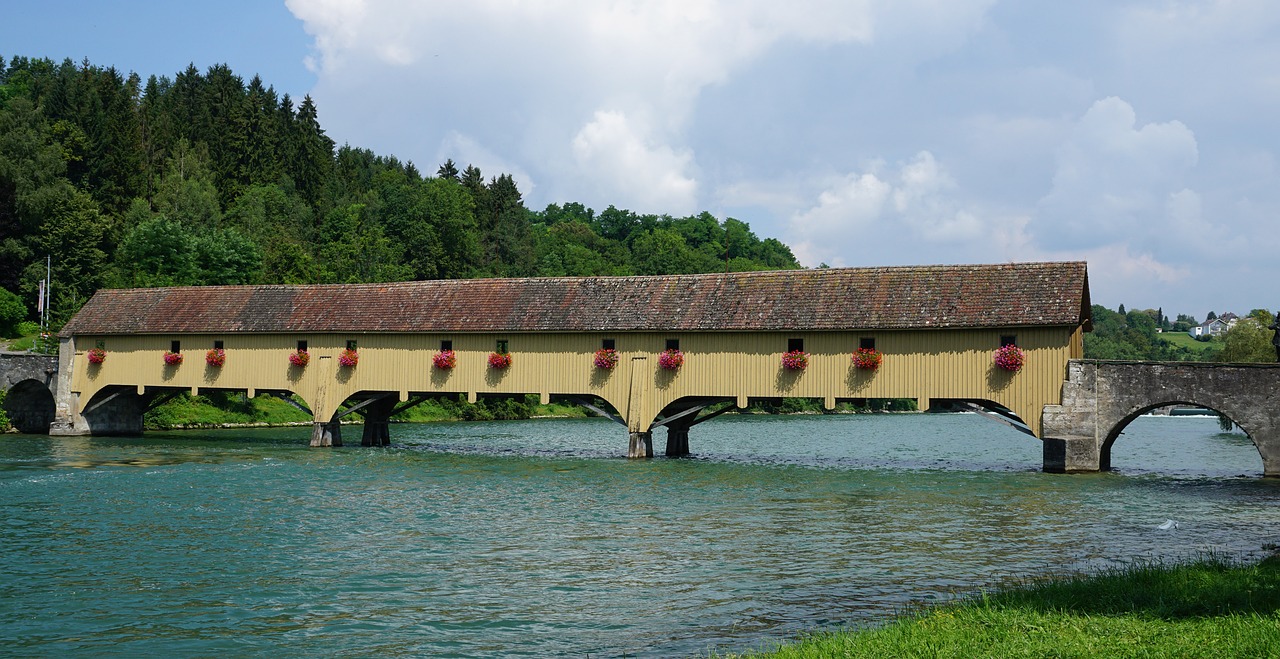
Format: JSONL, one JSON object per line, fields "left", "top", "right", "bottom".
{"left": 726, "top": 554, "right": 1280, "bottom": 658}
{"left": 0, "top": 388, "right": 10, "bottom": 432}
{"left": 390, "top": 395, "right": 589, "bottom": 423}
{"left": 1158, "top": 331, "right": 1219, "bottom": 358}
{"left": 3, "top": 324, "right": 55, "bottom": 353}
{"left": 143, "top": 391, "right": 314, "bottom": 429}
{"left": 142, "top": 392, "right": 591, "bottom": 430}
{"left": 5, "top": 334, "right": 36, "bottom": 351}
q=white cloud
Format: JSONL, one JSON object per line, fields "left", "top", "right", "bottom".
{"left": 787, "top": 151, "right": 996, "bottom": 267}
{"left": 1033, "top": 97, "right": 1198, "bottom": 251}
{"left": 278, "top": 0, "right": 1280, "bottom": 315}
{"left": 569, "top": 110, "right": 698, "bottom": 214}
{"left": 286, "top": 0, "right": 997, "bottom": 216}
{"left": 436, "top": 131, "right": 536, "bottom": 199}
{"left": 892, "top": 152, "right": 983, "bottom": 240}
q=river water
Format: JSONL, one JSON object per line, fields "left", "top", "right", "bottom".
{"left": 2, "top": 413, "right": 1277, "bottom": 657}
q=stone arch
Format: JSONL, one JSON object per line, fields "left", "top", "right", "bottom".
{"left": 1042, "top": 361, "right": 1280, "bottom": 476}
{"left": 3, "top": 379, "right": 56, "bottom": 433}
{"left": 1098, "top": 398, "right": 1261, "bottom": 472}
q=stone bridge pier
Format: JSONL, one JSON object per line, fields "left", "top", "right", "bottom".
{"left": 1042, "top": 360, "right": 1280, "bottom": 477}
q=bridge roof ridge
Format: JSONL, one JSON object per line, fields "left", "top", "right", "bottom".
{"left": 61, "top": 261, "right": 1090, "bottom": 336}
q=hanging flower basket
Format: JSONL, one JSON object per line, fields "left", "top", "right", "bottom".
{"left": 593, "top": 348, "right": 619, "bottom": 369}
{"left": 86, "top": 348, "right": 106, "bottom": 365}
{"left": 433, "top": 350, "right": 457, "bottom": 370}
{"left": 163, "top": 351, "right": 184, "bottom": 365}
{"left": 289, "top": 350, "right": 311, "bottom": 367}
{"left": 658, "top": 348, "right": 684, "bottom": 370}
{"left": 339, "top": 348, "right": 359, "bottom": 368}
{"left": 205, "top": 348, "right": 226, "bottom": 367}
{"left": 488, "top": 352, "right": 512, "bottom": 369}
{"left": 781, "top": 350, "right": 809, "bottom": 370}
{"left": 993, "top": 344, "right": 1025, "bottom": 372}
{"left": 851, "top": 348, "right": 882, "bottom": 370}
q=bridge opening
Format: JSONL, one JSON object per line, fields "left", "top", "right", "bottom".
{"left": 1102, "top": 402, "right": 1263, "bottom": 474}
{"left": 3, "top": 379, "right": 56, "bottom": 434}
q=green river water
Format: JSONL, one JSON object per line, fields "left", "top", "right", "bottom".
{"left": 2, "top": 413, "right": 1277, "bottom": 657}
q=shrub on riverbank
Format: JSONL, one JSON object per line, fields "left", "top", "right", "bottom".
{"left": 390, "top": 394, "right": 587, "bottom": 422}
{"left": 742, "top": 398, "right": 918, "bottom": 415}
{"left": 729, "top": 553, "right": 1280, "bottom": 658}
{"left": 143, "top": 391, "right": 313, "bottom": 429}
{"left": 142, "top": 391, "right": 589, "bottom": 429}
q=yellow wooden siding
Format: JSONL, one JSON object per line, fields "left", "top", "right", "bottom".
{"left": 70, "top": 326, "right": 1076, "bottom": 437}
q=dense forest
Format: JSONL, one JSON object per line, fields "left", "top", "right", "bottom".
{"left": 0, "top": 56, "right": 800, "bottom": 330}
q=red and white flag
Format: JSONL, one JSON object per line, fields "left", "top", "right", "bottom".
{"left": 37, "top": 279, "right": 45, "bottom": 313}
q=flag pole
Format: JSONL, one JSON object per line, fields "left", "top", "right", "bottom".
{"left": 44, "top": 255, "right": 51, "bottom": 338}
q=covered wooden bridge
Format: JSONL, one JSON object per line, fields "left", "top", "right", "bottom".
{"left": 52, "top": 261, "right": 1092, "bottom": 458}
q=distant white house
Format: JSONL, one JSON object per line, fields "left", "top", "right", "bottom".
{"left": 1189, "top": 315, "right": 1236, "bottom": 337}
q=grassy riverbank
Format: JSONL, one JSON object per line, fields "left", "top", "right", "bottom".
{"left": 138, "top": 392, "right": 917, "bottom": 430}
{"left": 141, "top": 391, "right": 588, "bottom": 430}
{"left": 728, "top": 553, "right": 1280, "bottom": 658}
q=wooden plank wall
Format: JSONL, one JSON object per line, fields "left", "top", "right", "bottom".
{"left": 69, "top": 326, "right": 1077, "bottom": 437}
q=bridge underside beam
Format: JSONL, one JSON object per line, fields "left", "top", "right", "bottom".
{"left": 650, "top": 397, "right": 737, "bottom": 458}
{"left": 952, "top": 401, "right": 1036, "bottom": 438}
{"left": 566, "top": 396, "right": 625, "bottom": 426}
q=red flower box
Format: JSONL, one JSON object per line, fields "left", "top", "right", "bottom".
{"left": 852, "top": 348, "right": 882, "bottom": 370}
{"left": 781, "top": 350, "right": 809, "bottom": 370}
{"left": 488, "top": 352, "right": 512, "bottom": 369}
{"left": 339, "top": 348, "right": 359, "bottom": 368}
{"left": 87, "top": 348, "right": 106, "bottom": 365}
{"left": 433, "top": 350, "right": 457, "bottom": 369}
{"left": 994, "top": 344, "right": 1025, "bottom": 372}
{"left": 289, "top": 350, "right": 311, "bottom": 367}
{"left": 206, "top": 348, "right": 226, "bottom": 367}
{"left": 658, "top": 348, "right": 684, "bottom": 370}
{"left": 163, "top": 352, "right": 184, "bottom": 365}
{"left": 593, "top": 348, "right": 619, "bottom": 369}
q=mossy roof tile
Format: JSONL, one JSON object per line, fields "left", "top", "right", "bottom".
{"left": 60, "top": 261, "right": 1090, "bottom": 336}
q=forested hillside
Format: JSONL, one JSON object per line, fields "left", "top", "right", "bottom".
{"left": 1084, "top": 304, "right": 1276, "bottom": 363}
{"left": 0, "top": 57, "right": 799, "bottom": 329}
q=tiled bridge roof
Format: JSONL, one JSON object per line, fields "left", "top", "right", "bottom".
{"left": 61, "top": 261, "right": 1090, "bottom": 336}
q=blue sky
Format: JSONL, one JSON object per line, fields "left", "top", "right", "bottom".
{"left": 4, "top": 1, "right": 1278, "bottom": 319}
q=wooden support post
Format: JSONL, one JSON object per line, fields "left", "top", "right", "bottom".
{"left": 665, "top": 426, "right": 690, "bottom": 457}
{"left": 360, "top": 397, "right": 397, "bottom": 447}
{"left": 626, "top": 356, "right": 651, "bottom": 458}
{"left": 310, "top": 420, "right": 342, "bottom": 447}
{"left": 628, "top": 431, "right": 652, "bottom": 458}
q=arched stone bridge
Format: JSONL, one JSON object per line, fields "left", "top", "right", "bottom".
{"left": 1042, "top": 360, "right": 1280, "bottom": 477}
{"left": 0, "top": 353, "right": 58, "bottom": 433}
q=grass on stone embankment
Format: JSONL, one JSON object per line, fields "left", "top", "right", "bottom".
{"left": 727, "top": 553, "right": 1280, "bottom": 658}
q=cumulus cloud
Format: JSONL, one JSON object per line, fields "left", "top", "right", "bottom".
{"left": 787, "top": 152, "right": 997, "bottom": 267}
{"left": 285, "top": 0, "right": 996, "bottom": 216}
{"left": 278, "top": 0, "right": 1280, "bottom": 314}
{"left": 437, "top": 131, "right": 536, "bottom": 198}
{"left": 1033, "top": 97, "right": 1199, "bottom": 251}
{"left": 569, "top": 110, "right": 698, "bottom": 214}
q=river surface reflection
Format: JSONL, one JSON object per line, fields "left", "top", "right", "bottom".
{"left": 2, "top": 413, "right": 1277, "bottom": 657}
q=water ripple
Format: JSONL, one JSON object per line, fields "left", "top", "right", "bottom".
{"left": 0, "top": 414, "right": 1276, "bottom": 657}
